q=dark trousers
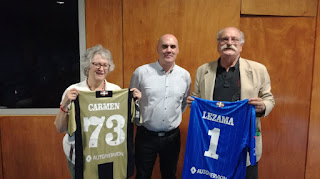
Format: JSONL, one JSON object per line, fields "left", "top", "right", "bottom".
{"left": 246, "top": 163, "right": 258, "bottom": 179}
{"left": 135, "top": 127, "right": 181, "bottom": 179}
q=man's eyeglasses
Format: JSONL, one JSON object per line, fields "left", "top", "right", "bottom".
{"left": 218, "top": 37, "right": 240, "bottom": 44}
{"left": 91, "top": 62, "right": 110, "bottom": 69}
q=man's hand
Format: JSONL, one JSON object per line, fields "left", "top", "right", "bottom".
{"left": 249, "top": 98, "right": 266, "bottom": 115}
{"left": 187, "top": 96, "right": 194, "bottom": 107}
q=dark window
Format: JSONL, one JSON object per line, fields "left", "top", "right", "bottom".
{"left": 0, "top": 0, "right": 80, "bottom": 108}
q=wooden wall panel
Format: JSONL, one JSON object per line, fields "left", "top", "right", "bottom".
{"left": 122, "top": 0, "right": 241, "bottom": 88}
{"left": 241, "top": 0, "right": 318, "bottom": 16}
{"left": 85, "top": 0, "right": 124, "bottom": 87}
{"left": 123, "top": 0, "right": 240, "bottom": 178}
{"left": 305, "top": 0, "right": 320, "bottom": 178}
{"left": 0, "top": 116, "right": 69, "bottom": 179}
{"left": 240, "top": 17, "right": 316, "bottom": 179}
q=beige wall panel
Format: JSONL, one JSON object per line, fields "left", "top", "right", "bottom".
{"left": 85, "top": 0, "right": 124, "bottom": 87}
{"left": 305, "top": 0, "right": 320, "bottom": 178}
{"left": 0, "top": 116, "right": 70, "bottom": 179}
{"left": 240, "top": 17, "right": 316, "bottom": 179}
{"left": 123, "top": 0, "right": 240, "bottom": 178}
{"left": 241, "top": 0, "right": 318, "bottom": 16}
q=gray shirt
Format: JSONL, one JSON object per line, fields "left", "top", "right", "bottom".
{"left": 130, "top": 61, "right": 191, "bottom": 132}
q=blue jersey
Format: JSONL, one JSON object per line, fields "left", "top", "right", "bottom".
{"left": 182, "top": 97, "right": 256, "bottom": 179}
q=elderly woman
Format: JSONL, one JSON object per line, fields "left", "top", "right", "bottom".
{"left": 54, "top": 44, "right": 141, "bottom": 178}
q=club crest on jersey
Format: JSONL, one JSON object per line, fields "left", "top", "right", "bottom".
{"left": 96, "top": 90, "right": 113, "bottom": 98}
{"left": 216, "top": 101, "right": 224, "bottom": 108}
{"left": 100, "top": 91, "right": 108, "bottom": 96}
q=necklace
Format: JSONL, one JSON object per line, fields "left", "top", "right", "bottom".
{"left": 86, "top": 78, "right": 106, "bottom": 91}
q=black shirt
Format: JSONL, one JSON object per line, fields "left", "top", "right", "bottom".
{"left": 213, "top": 58, "right": 241, "bottom": 102}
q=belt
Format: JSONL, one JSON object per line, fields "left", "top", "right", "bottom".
{"left": 138, "top": 126, "right": 179, "bottom": 137}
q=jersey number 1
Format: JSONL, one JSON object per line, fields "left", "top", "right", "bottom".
{"left": 204, "top": 128, "right": 220, "bottom": 160}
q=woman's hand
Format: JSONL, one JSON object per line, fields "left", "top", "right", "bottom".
{"left": 61, "top": 88, "right": 79, "bottom": 109}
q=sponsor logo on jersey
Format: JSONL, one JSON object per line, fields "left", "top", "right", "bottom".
{"left": 188, "top": 166, "right": 227, "bottom": 179}
{"left": 191, "top": 167, "right": 196, "bottom": 174}
{"left": 85, "top": 152, "right": 124, "bottom": 163}
{"left": 86, "top": 155, "right": 92, "bottom": 162}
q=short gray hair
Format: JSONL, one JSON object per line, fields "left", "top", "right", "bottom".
{"left": 216, "top": 27, "right": 245, "bottom": 45}
{"left": 81, "top": 44, "right": 115, "bottom": 77}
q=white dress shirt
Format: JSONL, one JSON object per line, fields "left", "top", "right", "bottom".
{"left": 130, "top": 61, "right": 191, "bottom": 132}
